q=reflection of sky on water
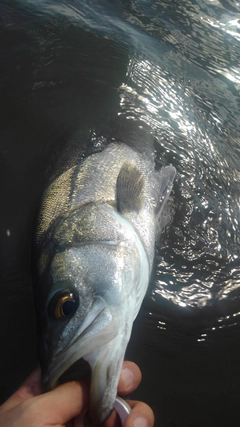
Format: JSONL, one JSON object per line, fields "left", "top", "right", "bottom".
{"left": 118, "top": 53, "right": 240, "bottom": 310}
{"left": 147, "top": 308, "right": 240, "bottom": 345}
{"left": 196, "top": 310, "right": 240, "bottom": 342}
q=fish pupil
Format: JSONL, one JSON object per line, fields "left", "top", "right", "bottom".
{"left": 62, "top": 300, "right": 76, "bottom": 316}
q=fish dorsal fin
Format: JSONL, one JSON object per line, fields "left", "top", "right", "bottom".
{"left": 117, "top": 162, "right": 145, "bottom": 213}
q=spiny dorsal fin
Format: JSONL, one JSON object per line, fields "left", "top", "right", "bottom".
{"left": 117, "top": 162, "right": 145, "bottom": 213}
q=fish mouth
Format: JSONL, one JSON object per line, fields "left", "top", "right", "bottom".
{"left": 43, "top": 297, "right": 118, "bottom": 391}
{"left": 57, "top": 357, "right": 91, "bottom": 385}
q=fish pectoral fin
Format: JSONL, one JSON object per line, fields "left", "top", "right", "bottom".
{"left": 117, "top": 161, "right": 145, "bottom": 213}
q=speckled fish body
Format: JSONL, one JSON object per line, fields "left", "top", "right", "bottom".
{"left": 34, "top": 141, "right": 175, "bottom": 426}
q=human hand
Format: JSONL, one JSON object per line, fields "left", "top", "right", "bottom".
{"left": 0, "top": 361, "right": 154, "bottom": 427}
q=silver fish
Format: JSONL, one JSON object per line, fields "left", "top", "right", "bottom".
{"left": 34, "top": 140, "right": 175, "bottom": 426}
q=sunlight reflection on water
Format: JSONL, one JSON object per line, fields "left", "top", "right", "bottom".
{"left": 118, "top": 53, "right": 239, "bottom": 310}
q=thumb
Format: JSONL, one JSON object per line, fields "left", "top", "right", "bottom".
{"left": 32, "top": 380, "right": 89, "bottom": 425}
{"left": 2, "top": 368, "right": 42, "bottom": 411}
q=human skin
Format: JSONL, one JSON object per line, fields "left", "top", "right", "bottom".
{"left": 0, "top": 361, "right": 154, "bottom": 427}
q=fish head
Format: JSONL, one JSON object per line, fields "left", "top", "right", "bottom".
{"left": 34, "top": 205, "right": 148, "bottom": 425}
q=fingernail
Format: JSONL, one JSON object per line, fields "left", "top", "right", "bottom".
{"left": 120, "top": 367, "right": 134, "bottom": 388}
{"left": 133, "top": 416, "right": 148, "bottom": 427}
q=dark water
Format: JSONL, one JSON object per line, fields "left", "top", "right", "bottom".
{"left": 0, "top": 1, "right": 240, "bottom": 426}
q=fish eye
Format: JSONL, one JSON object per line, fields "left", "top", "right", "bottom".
{"left": 49, "top": 291, "right": 79, "bottom": 319}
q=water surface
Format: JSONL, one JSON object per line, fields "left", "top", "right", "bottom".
{"left": 0, "top": 1, "right": 240, "bottom": 425}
